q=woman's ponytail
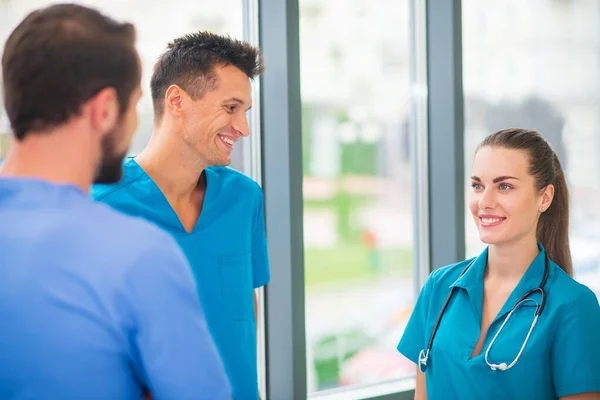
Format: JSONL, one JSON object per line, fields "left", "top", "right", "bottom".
{"left": 536, "top": 153, "right": 572, "bottom": 276}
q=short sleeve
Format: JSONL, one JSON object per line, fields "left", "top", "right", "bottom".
{"left": 397, "top": 270, "right": 438, "bottom": 364}
{"left": 125, "top": 233, "right": 231, "bottom": 400}
{"left": 551, "top": 289, "right": 600, "bottom": 397}
{"left": 251, "top": 187, "right": 270, "bottom": 288}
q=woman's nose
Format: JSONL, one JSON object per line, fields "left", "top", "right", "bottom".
{"left": 478, "top": 189, "right": 496, "bottom": 209}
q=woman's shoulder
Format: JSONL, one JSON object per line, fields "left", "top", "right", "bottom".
{"left": 550, "top": 263, "right": 600, "bottom": 307}
{"left": 425, "top": 257, "right": 477, "bottom": 289}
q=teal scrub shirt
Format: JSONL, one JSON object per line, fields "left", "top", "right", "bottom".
{"left": 92, "top": 158, "right": 270, "bottom": 400}
{"left": 398, "top": 244, "right": 600, "bottom": 399}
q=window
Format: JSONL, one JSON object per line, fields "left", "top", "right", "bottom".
{"left": 463, "top": 0, "right": 600, "bottom": 299}
{"left": 299, "top": 0, "right": 416, "bottom": 394}
{"left": 0, "top": 0, "right": 244, "bottom": 158}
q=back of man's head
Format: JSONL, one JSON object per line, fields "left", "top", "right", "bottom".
{"left": 150, "top": 31, "right": 264, "bottom": 121}
{"left": 2, "top": 4, "right": 140, "bottom": 140}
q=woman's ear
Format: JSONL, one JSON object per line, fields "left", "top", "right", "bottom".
{"left": 540, "top": 184, "right": 555, "bottom": 212}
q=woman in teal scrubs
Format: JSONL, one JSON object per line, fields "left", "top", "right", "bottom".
{"left": 398, "top": 128, "right": 600, "bottom": 400}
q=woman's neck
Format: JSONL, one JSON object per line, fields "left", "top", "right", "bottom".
{"left": 486, "top": 236, "right": 539, "bottom": 282}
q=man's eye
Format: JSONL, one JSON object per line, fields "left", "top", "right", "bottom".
{"left": 226, "top": 105, "right": 237, "bottom": 112}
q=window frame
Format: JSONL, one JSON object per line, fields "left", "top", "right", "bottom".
{"left": 258, "top": 0, "right": 466, "bottom": 398}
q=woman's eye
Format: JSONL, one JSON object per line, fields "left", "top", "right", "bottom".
{"left": 499, "top": 183, "right": 511, "bottom": 190}
{"left": 471, "top": 183, "right": 482, "bottom": 190}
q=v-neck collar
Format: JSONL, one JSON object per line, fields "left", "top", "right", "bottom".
{"left": 449, "top": 243, "right": 551, "bottom": 327}
{"left": 125, "top": 158, "right": 219, "bottom": 235}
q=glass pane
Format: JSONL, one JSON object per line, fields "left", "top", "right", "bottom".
{"left": 299, "top": 0, "right": 415, "bottom": 393}
{"left": 463, "top": 1, "right": 600, "bottom": 299}
{"left": 0, "top": 0, "right": 243, "bottom": 159}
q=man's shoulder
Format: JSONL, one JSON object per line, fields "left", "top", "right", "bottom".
{"left": 16, "top": 198, "right": 183, "bottom": 281}
{"left": 208, "top": 166, "right": 262, "bottom": 195}
{"left": 83, "top": 202, "right": 172, "bottom": 255}
{"left": 89, "top": 200, "right": 176, "bottom": 253}
{"left": 88, "top": 204, "right": 187, "bottom": 282}
{"left": 91, "top": 158, "right": 145, "bottom": 202}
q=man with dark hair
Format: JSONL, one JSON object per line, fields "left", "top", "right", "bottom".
{"left": 0, "top": 5, "right": 229, "bottom": 399}
{"left": 93, "top": 31, "right": 269, "bottom": 399}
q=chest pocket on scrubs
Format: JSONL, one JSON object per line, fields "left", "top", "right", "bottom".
{"left": 218, "top": 253, "right": 252, "bottom": 321}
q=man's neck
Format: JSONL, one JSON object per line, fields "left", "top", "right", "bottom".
{"left": 0, "top": 130, "right": 95, "bottom": 193}
{"left": 135, "top": 131, "right": 208, "bottom": 202}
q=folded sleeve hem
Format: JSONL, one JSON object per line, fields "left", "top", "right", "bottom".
{"left": 253, "top": 273, "right": 270, "bottom": 288}
{"left": 397, "top": 341, "right": 420, "bottom": 365}
{"left": 555, "top": 380, "right": 600, "bottom": 397}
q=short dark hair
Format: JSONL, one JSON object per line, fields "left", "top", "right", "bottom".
{"left": 150, "top": 31, "right": 264, "bottom": 120}
{"left": 2, "top": 4, "right": 140, "bottom": 140}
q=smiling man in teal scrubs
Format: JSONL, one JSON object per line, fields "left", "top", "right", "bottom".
{"left": 92, "top": 32, "right": 269, "bottom": 399}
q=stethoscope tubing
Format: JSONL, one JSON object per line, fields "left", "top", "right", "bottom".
{"left": 418, "top": 253, "right": 550, "bottom": 373}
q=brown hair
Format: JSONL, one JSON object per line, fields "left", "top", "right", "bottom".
{"left": 2, "top": 4, "right": 140, "bottom": 140}
{"left": 477, "top": 128, "right": 572, "bottom": 276}
{"left": 150, "top": 31, "right": 264, "bottom": 121}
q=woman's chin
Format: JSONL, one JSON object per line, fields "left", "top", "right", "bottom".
{"left": 478, "top": 233, "right": 498, "bottom": 245}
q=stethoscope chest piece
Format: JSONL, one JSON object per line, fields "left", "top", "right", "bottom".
{"left": 418, "top": 349, "right": 429, "bottom": 372}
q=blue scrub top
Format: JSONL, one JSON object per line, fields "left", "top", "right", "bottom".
{"left": 0, "top": 178, "right": 230, "bottom": 400}
{"left": 398, "top": 244, "right": 600, "bottom": 399}
{"left": 92, "top": 158, "right": 271, "bottom": 400}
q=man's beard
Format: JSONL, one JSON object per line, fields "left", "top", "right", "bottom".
{"left": 93, "top": 128, "right": 128, "bottom": 184}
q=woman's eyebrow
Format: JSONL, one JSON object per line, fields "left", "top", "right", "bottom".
{"left": 470, "top": 175, "right": 519, "bottom": 183}
{"left": 493, "top": 176, "right": 519, "bottom": 183}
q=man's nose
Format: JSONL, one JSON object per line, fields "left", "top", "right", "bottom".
{"left": 232, "top": 113, "right": 249, "bottom": 137}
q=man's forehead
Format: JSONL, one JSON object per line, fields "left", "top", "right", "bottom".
{"left": 214, "top": 64, "right": 251, "bottom": 82}
{"left": 214, "top": 73, "right": 251, "bottom": 92}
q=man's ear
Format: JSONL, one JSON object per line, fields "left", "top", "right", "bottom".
{"left": 164, "top": 85, "right": 185, "bottom": 117}
{"left": 88, "top": 87, "right": 119, "bottom": 136}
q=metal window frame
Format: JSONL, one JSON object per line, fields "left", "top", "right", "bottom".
{"left": 258, "top": 0, "right": 465, "bottom": 398}
{"left": 258, "top": 0, "right": 307, "bottom": 399}
{"left": 241, "top": 1, "right": 269, "bottom": 398}
{"left": 427, "top": 0, "right": 466, "bottom": 271}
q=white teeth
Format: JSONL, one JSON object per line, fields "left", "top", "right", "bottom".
{"left": 220, "top": 136, "right": 234, "bottom": 146}
{"left": 482, "top": 218, "right": 502, "bottom": 224}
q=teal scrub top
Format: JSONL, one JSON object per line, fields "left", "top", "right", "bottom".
{"left": 92, "top": 158, "right": 270, "bottom": 400}
{"left": 398, "top": 244, "right": 600, "bottom": 399}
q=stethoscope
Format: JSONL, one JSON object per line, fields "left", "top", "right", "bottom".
{"left": 418, "top": 253, "right": 549, "bottom": 373}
